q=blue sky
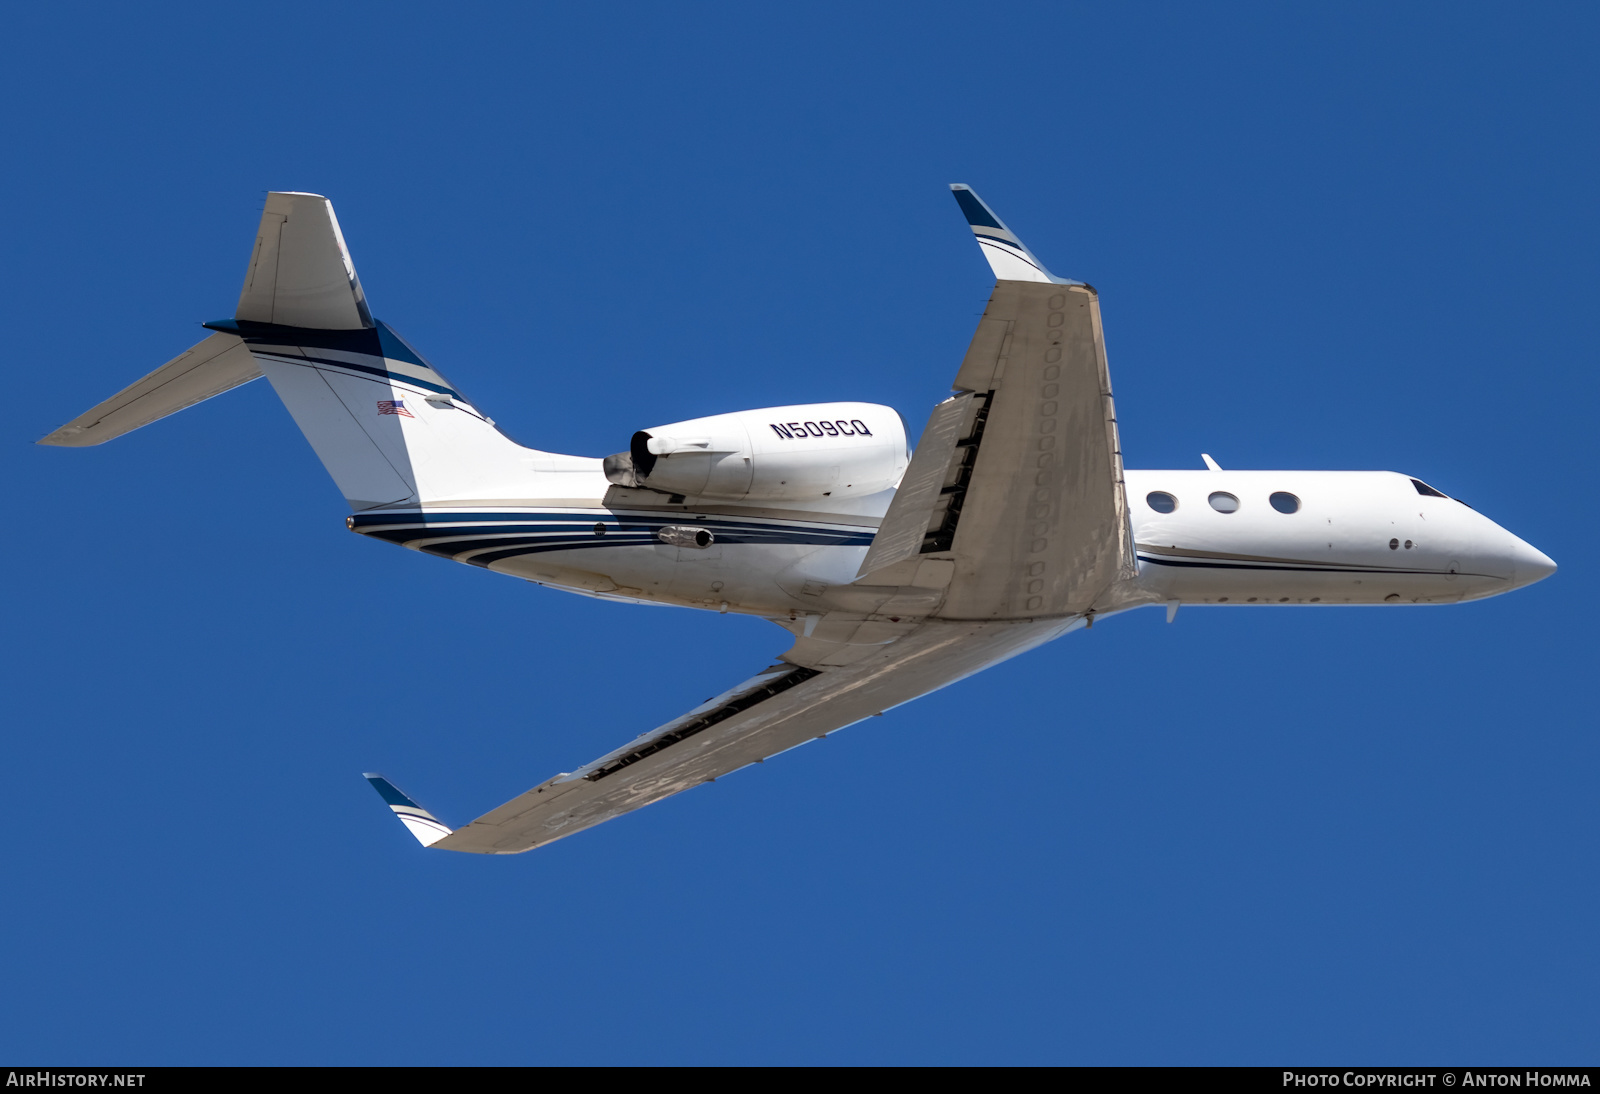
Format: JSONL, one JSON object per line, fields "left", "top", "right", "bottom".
{"left": 4, "top": 1, "right": 1595, "bottom": 1064}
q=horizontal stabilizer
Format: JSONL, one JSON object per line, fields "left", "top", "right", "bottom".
{"left": 237, "top": 192, "right": 372, "bottom": 330}
{"left": 364, "top": 773, "right": 453, "bottom": 847}
{"left": 38, "top": 332, "right": 261, "bottom": 447}
{"left": 949, "top": 184, "right": 1078, "bottom": 286}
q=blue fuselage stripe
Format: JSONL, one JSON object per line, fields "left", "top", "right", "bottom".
{"left": 255, "top": 351, "right": 459, "bottom": 397}
{"left": 352, "top": 510, "right": 876, "bottom": 555}
{"left": 1137, "top": 554, "right": 1465, "bottom": 577}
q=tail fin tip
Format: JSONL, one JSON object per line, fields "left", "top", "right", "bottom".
{"left": 238, "top": 191, "right": 372, "bottom": 330}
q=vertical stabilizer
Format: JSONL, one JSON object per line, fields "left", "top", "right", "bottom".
{"left": 237, "top": 192, "right": 372, "bottom": 329}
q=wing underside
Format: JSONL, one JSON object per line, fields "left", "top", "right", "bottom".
{"left": 862, "top": 279, "right": 1136, "bottom": 619}
{"left": 428, "top": 618, "right": 1078, "bottom": 854}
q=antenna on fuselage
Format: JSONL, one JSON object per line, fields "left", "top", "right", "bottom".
{"left": 1201, "top": 453, "right": 1223, "bottom": 471}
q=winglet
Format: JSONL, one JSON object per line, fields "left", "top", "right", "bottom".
{"left": 364, "top": 773, "right": 453, "bottom": 847}
{"left": 949, "top": 184, "right": 1081, "bottom": 286}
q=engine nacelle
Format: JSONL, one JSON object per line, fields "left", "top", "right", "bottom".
{"left": 602, "top": 402, "right": 907, "bottom": 502}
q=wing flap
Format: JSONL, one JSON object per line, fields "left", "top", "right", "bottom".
{"left": 953, "top": 315, "right": 1017, "bottom": 393}
{"left": 856, "top": 393, "right": 975, "bottom": 577}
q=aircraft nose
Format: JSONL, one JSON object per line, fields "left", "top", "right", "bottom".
{"left": 1509, "top": 537, "right": 1557, "bottom": 588}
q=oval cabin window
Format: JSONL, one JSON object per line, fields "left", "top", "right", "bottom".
{"left": 1269, "top": 491, "right": 1300, "bottom": 514}
{"left": 1208, "top": 491, "right": 1240, "bottom": 513}
{"left": 1146, "top": 491, "right": 1177, "bottom": 513}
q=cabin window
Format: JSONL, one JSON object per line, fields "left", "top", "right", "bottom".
{"left": 1389, "top": 538, "right": 1400, "bottom": 550}
{"left": 1146, "top": 491, "right": 1177, "bottom": 513}
{"left": 1208, "top": 491, "right": 1239, "bottom": 513}
{"left": 1270, "top": 491, "right": 1300, "bottom": 514}
{"left": 1412, "top": 479, "right": 1448, "bottom": 498}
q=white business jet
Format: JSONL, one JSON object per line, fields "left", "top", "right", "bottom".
{"left": 41, "top": 187, "right": 1556, "bottom": 854}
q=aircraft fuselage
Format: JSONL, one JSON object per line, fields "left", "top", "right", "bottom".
{"left": 349, "top": 466, "right": 1554, "bottom": 620}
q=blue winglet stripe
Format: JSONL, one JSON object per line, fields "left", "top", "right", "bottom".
{"left": 950, "top": 186, "right": 1004, "bottom": 229}
{"left": 364, "top": 774, "right": 420, "bottom": 809}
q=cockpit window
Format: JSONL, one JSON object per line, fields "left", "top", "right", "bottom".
{"left": 1411, "top": 479, "right": 1449, "bottom": 498}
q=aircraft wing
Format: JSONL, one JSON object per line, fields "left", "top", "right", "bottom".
{"left": 859, "top": 185, "right": 1136, "bottom": 619}
{"left": 373, "top": 616, "right": 1078, "bottom": 854}
{"left": 365, "top": 184, "right": 1130, "bottom": 854}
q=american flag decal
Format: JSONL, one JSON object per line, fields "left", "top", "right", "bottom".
{"left": 377, "top": 400, "right": 414, "bottom": 418}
